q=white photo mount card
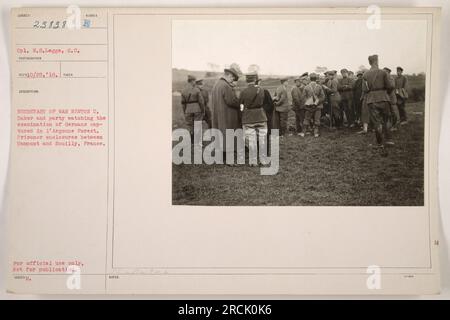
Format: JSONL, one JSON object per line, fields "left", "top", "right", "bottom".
{"left": 6, "top": 7, "right": 441, "bottom": 295}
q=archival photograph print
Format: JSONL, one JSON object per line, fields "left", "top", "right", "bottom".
{"left": 171, "top": 18, "right": 427, "bottom": 206}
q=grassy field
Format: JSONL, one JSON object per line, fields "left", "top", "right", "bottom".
{"left": 172, "top": 94, "right": 424, "bottom": 206}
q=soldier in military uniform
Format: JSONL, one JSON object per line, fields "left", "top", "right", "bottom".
{"left": 240, "top": 73, "right": 267, "bottom": 166}
{"left": 195, "top": 79, "right": 212, "bottom": 128}
{"left": 322, "top": 70, "right": 342, "bottom": 128}
{"left": 273, "top": 78, "right": 291, "bottom": 137}
{"left": 348, "top": 70, "right": 355, "bottom": 80}
{"left": 383, "top": 68, "right": 400, "bottom": 131}
{"left": 300, "top": 73, "right": 326, "bottom": 138}
{"left": 338, "top": 68, "right": 355, "bottom": 127}
{"left": 353, "top": 70, "right": 364, "bottom": 125}
{"left": 181, "top": 75, "right": 205, "bottom": 141}
{"left": 291, "top": 73, "right": 308, "bottom": 135}
{"left": 395, "top": 66, "right": 409, "bottom": 125}
{"left": 256, "top": 78, "right": 274, "bottom": 136}
{"left": 362, "top": 55, "right": 394, "bottom": 146}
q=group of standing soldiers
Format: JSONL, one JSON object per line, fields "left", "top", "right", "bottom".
{"left": 181, "top": 54, "right": 410, "bottom": 164}
{"left": 287, "top": 55, "right": 410, "bottom": 144}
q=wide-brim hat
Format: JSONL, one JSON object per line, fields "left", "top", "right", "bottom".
{"left": 224, "top": 68, "right": 240, "bottom": 81}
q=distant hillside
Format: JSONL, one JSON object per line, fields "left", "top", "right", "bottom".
{"left": 172, "top": 68, "right": 219, "bottom": 83}
{"left": 172, "top": 68, "right": 292, "bottom": 93}
{"left": 172, "top": 68, "right": 425, "bottom": 102}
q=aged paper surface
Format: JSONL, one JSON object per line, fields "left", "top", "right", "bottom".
{"left": 7, "top": 7, "right": 441, "bottom": 294}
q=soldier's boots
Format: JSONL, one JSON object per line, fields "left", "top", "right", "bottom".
{"left": 375, "top": 125, "right": 383, "bottom": 145}
{"left": 300, "top": 125, "right": 309, "bottom": 137}
{"left": 314, "top": 127, "right": 320, "bottom": 138}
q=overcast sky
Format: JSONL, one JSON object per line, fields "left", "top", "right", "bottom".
{"left": 172, "top": 19, "right": 427, "bottom": 75}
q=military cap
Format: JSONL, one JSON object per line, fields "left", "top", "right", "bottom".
{"left": 368, "top": 54, "right": 379, "bottom": 64}
{"left": 280, "top": 77, "right": 289, "bottom": 83}
{"left": 300, "top": 74, "right": 309, "bottom": 82}
{"left": 187, "top": 75, "right": 196, "bottom": 82}
{"left": 245, "top": 73, "right": 258, "bottom": 83}
{"left": 383, "top": 67, "right": 392, "bottom": 73}
{"left": 356, "top": 70, "right": 364, "bottom": 76}
{"left": 224, "top": 67, "right": 240, "bottom": 81}
{"left": 309, "top": 73, "right": 319, "bottom": 80}
{"left": 195, "top": 79, "right": 204, "bottom": 85}
{"left": 340, "top": 68, "right": 348, "bottom": 74}
{"left": 397, "top": 66, "right": 404, "bottom": 71}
